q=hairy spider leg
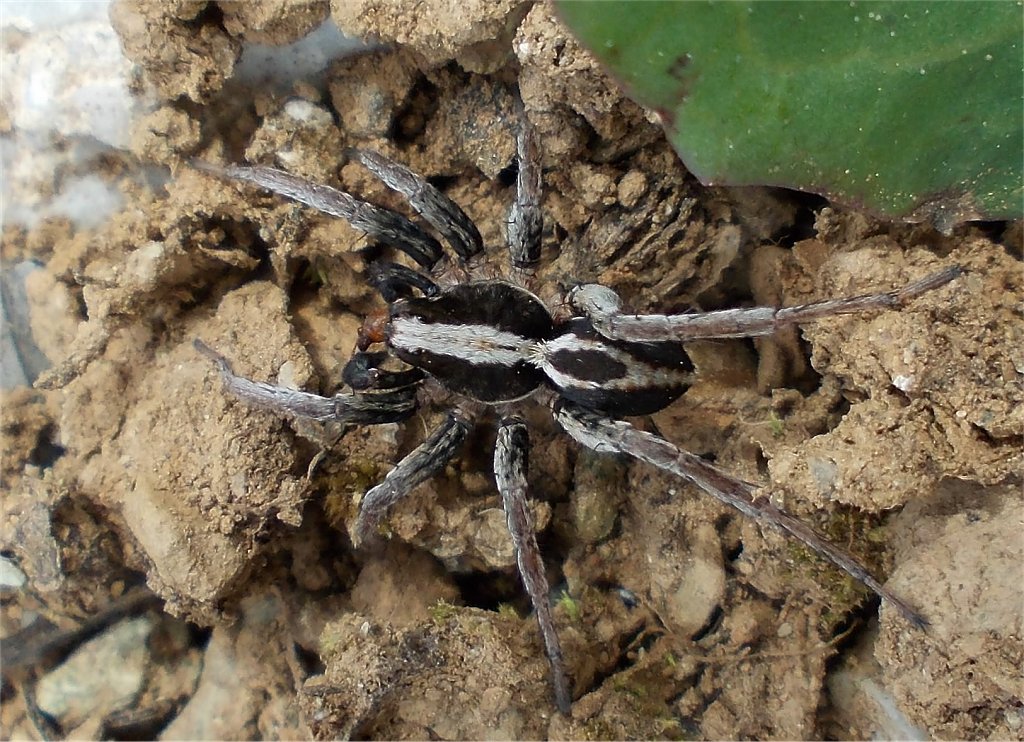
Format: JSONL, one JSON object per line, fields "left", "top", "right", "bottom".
{"left": 355, "top": 150, "right": 483, "bottom": 262}
{"left": 555, "top": 403, "right": 929, "bottom": 629}
{"left": 494, "top": 418, "right": 572, "bottom": 714}
{"left": 571, "top": 265, "right": 963, "bottom": 342}
{"left": 358, "top": 120, "right": 543, "bottom": 272}
{"left": 194, "top": 161, "right": 444, "bottom": 270}
{"left": 354, "top": 412, "right": 471, "bottom": 544}
{"left": 367, "top": 261, "right": 441, "bottom": 301}
{"left": 506, "top": 118, "right": 543, "bottom": 270}
{"left": 194, "top": 339, "right": 416, "bottom": 425}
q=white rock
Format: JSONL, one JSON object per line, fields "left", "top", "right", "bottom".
{"left": 35, "top": 616, "right": 153, "bottom": 729}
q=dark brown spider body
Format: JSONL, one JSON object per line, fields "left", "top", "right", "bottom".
{"left": 194, "top": 120, "right": 960, "bottom": 715}
{"left": 387, "top": 278, "right": 696, "bottom": 414}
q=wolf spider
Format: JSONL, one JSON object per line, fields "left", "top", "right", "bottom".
{"left": 194, "top": 117, "right": 960, "bottom": 715}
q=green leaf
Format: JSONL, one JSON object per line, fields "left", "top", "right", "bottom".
{"left": 557, "top": 1, "right": 1023, "bottom": 228}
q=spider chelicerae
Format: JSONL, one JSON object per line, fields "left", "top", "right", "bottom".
{"left": 194, "top": 116, "right": 961, "bottom": 715}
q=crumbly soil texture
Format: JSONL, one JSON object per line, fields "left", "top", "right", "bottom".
{"left": 3, "top": 2, "right": 1021, "bottom": 740}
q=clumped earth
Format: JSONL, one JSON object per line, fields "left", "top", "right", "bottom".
{"left": 2, "top": 1, "right": 1021, "bottom": 740}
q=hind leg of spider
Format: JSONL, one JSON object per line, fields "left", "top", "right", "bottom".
{"left": 570, "top": 265, "right": 963, "bottom": 343}
{"left": 555, "top": 402, "right": 929, "bottom": 630}
{"left": 194, "top": 339, "right": 416, "bottom": 425}
{"left": 354, "top": 411, "right": 472, "bottom": 545}
{"left": 494, "top": 418, "right": 572, "bottom": 714}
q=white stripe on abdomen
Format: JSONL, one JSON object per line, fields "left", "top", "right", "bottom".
{"left": 390, "top": 317, "right": 541, "bottom": 367}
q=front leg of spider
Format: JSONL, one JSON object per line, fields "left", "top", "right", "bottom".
{"left": 193, "top": 339, "right": 416, "bottom": 425}
{"left": 354, "top": 149, "right": 483, "bottom": 261}
{"left": 506, "top": 116, "right": 544, "bottom": 270}
{"left": 494, "top": 418, "right": 572, "bottom": 714}
{"left": 194, "top": 160, "right": 446, "bottom": 269}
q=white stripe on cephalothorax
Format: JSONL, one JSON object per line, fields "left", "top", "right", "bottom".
{"left": 535, "top": 333, "right": 694, "bottom": 392}
{"left": 390, "top": 317, "right": 542, "bottom": 367}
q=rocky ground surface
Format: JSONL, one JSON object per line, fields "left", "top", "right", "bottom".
{"left": 2, "top": 1, "right": 1021, "bottom": 739}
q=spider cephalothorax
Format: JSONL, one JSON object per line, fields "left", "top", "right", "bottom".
{"left": 195, "top": 117, "right": 960, "bottom": 715}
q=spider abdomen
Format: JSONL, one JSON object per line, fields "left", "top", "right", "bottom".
{"left": 541, "top": 319, "right": 695, "bottom": 416}
{"left": 388, "top": 281, "right": 554, "bottom": 403}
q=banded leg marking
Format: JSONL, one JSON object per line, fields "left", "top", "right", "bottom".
{"left": 495, "top": 418, "right": 572, "bottom": 714}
